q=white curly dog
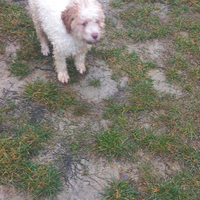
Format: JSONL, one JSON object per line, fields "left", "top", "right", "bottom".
{"left": 28, "top": 0, "right": 105, "bottom": 83}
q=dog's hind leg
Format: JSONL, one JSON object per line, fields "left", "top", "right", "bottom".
{"left": 29, "top": 1, "right": 50, "bottom": 55}
{"left": 30, "top": 13, "right": 50, "bottom": 56}
{"left": 38, "top": 30, "right": 50, "bottom": 56}
{"left": 34, "top": 21, "right": 50, "bottom": 56}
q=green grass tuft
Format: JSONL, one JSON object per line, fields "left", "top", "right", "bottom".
{"left": 89, "top": 78, "right": 101, "bottom": 87}
{"left": 24, "top": 80, "right": 76, "bottom": 110}
{"left": 0, "top": 0, "right": 51, "bottom": 62}
{"left": 110, "top": 0, "right": 131, "bottom": 8}
{"left": 93, "top": 127, "right": 141, "bottom": 160}
{"left": 174, "top": 36, "right": 200, "bottom": 55}
{"left": 94, "top": 129, "right": 126, "bottom": 159}
{"left": 8, "top": 61, "right": 31, "bottom": 78}
{"left": 167, "top": 53, "right": 190, "bottom": 69}
{"left": 166, "top": 68, "right": 182, "bottom": 83}
{"left": 0, "top": 40, "right": 6, "bottom": 54}
{"left": 100, "top": 178, "right": 138, "bottom": 200}
{"left": 103, "top": 99, "right": 126, "bottom": 119}
{"left": 149, "top": 172, "right": 199, "bottom": 200}
{"left": 120, "top": 4, "right": 174, "bottom": 41}
{"left": 172, "top": 16, "right": 200, "bottom": 56}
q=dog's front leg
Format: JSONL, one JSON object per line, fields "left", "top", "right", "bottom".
{"left": 75, "top": 53, "right": 86, "bottom": 74}
{"left": 54, "top": 54, "right": 70, "bottom": 84}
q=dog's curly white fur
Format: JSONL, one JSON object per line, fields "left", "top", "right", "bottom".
{"left": 28, "top": 0, "right": 105, "bottom": 83}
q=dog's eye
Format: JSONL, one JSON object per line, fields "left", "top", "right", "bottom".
{"left": 82, "top": 22, "right": 87, "bottom": 26}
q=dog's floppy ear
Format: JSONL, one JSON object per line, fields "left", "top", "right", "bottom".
{"left": 98, "top": 12, "right": 105, "bottom": 31}
{"left": 61, "top": 6, "right": 77, "bottom": 33}
{"left": 94, "top": 1, "right": 105, "bottom": 30}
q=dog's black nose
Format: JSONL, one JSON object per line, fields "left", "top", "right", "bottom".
{"left": 92, "top": 33, "right": 98, "bottom": 40}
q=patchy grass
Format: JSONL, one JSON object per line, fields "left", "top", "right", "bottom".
{"left": 148, "top": 172, "right": 199, "bottom": 200}
{"left": 167, "top": 0, "right": 200, "bottom": 13}
{"left": 94, "top": 129, "right": 129, "bottom": 159}
{"left": 1, "top": 0, "right": 200, "bottom": 199}
{"left": 73, "top": 102, "right": 91, "bottom": 116}
{"left": 68, "top": 131, "right": 91, "bottom": 153}
{"left": 0, "top": 123, "right": 62, "bottom": 199}
{"left": 90, "top": 48, "right": 158, "bottom": 113}
{"left": 166, "top": 68, "right": 182, "bottom": 83}
{"left": 189, "top": 67, "right": 200, "bottom": 80}
{"left": 170, "top": 5, "right": 200, "bottom": 56}
{"left": 106, "top": 0, "right": 200, "bottom": 46}
{"left": 111, "top": 71, "right": 122, "bottom": 81}
{"left": 103, "top": 99, "right": 126, "bottom": 119}
{"left": 135, "top": 0, "right": 160, "bottom": 3}
{"left": 8, "top": 61, "right": 31, "bottom": 78}
{"left": 69, "top": 24, "right": 199, "bottom": 196}
{"left": 0, "top": 40, "right": 6, "bottom": 54}
{"left": 0, "top": 105, "right": 15, "bottom": 123}
{"left": 0, "top": 1, "right": 45, "bottom": 61}
{"left": 102, "top": 18, "right": 126, "bottom": 44}
{"left": 166, "top": 52, "right": 200, "bottom": 91}
{"left": 93, "top": 124, "right": 200, "bottom": 167}
{"left": 138, "top": 161, "right": 154, "bottom": 182}
{"left": 24, "top": 80, "right": 76, "bottom": 110}
{"left": 24, "top": 80, "right": 90, "bottom": 116}
{"left": 174, "top": 35, "right": 200, "bottom": 55}
{"left": 87, "top": 43, "right": 200, "bottom": 198}
{"left": 89, "top": 78, "right": 101, "bottom": 87}
{"left": 110, "top": 0, "right": 130, "bottom": 8}
{"left": 167, "top": 53, "right": 190, "bottom": 70}
{"left": 93, "top": 126, "right": 200, "bottom": 198}
{"left": 99, "top": 178, "right": 138, "bottom": 200}
{"left": 119, "top": 4, "right": 173, "bottom": 41}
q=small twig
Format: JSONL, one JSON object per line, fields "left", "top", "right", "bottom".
{"left": 191, "top": 0, "right": 200, "bottom": 7}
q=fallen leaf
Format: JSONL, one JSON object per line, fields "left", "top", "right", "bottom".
{"left": 191, "top": 39, "right": 195, "bottom": 44}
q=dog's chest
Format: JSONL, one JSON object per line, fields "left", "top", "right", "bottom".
{"left": 51, "top": 35, "right": 91, "bottom": 57}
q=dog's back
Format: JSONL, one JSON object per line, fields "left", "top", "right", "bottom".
{"left": 29, "top": 0, "right": 70, "bottom": 17}
{"left": 29, "top": 0, "right": 69, "bottom": 32}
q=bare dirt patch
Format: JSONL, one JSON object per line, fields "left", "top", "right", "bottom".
{"left": 127, "top": 39, "right": 172, "bottom": 67}
{"left": 0, "top": 186, "right": 24, "bottom": 200}
{"left": 154, "top": 3, "right": 170, "bottom": 24}
{"left": 72, "top": 60, "right": 128, "bottom": 103}
{"left": 148, "top": 69, "right": 183, "bottom": 97}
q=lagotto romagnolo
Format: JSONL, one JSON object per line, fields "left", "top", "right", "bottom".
{"left": 28, "top": 0, "right": 105, "bottom": 83}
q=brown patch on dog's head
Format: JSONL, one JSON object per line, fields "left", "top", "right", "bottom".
{"left": 61, "top": 0, "right": 105, "bottom": 43}
{"left": 61, "top": 4, "right": 78, "bottom": 33}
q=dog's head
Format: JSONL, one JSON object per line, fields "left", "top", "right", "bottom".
{"left": 61, "top": 0, "right": 105, "bottom": 44}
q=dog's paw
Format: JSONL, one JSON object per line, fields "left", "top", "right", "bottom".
{"left": 58, "top": 71, "right": 70, "bottom": 84}
{"left": 76, "top": 65, "right": 86, "bottom": 74}
{"left": 41, "top": 47, "right": 50, "bottom": 56}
